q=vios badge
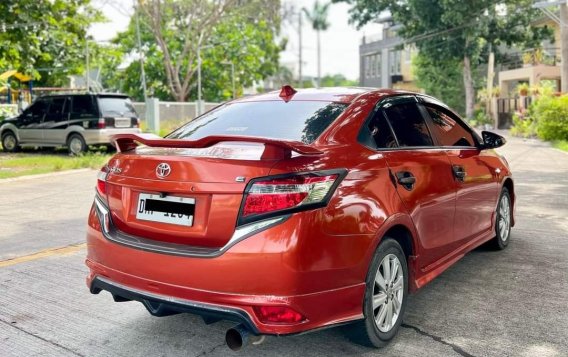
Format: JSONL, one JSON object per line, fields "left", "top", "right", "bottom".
{"left": 156, "top": 163, "right": 171, "bottom": 178}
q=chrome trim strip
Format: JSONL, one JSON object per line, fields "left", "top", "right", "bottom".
{"left": 93, "top": 196, "right": 287, "bottom": 258}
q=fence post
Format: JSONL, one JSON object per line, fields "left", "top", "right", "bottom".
{"left": 146, "top": 97, "right": 160, "bottom": 134}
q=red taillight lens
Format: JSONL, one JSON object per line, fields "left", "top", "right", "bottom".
{"left": 96, "top": 167, "right": 108, "bottom": 196}
{"left": 242, "top": 173, "right": 340, "bottom": 217}
{"left": 97, "top": 118, "right": 106, "bottom": 129}
{"left": 253, "top": 306, "right": 306, "bottom": 324}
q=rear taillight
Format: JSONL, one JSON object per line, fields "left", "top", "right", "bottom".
{"left": 96, "top": 166, "right": 108, "bottom": 197}
{"left": 240, "top": 170, "right": 344, "bottom": 224}
{"left": 97, "top": 118, "right": 106, "bottom": 129}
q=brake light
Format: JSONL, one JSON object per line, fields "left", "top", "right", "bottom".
{"left": 242, "top": 172, "right": 342, "bottom": 219}
{"left": 97, "top": 118, "right": 106, "bottom": 129}
{"left": 96, "top": 166, "right": 108, "bottom": 196}
{"left": 253, "top": 306, "right": 306, "bottom": 324}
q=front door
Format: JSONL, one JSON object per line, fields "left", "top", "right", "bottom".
{"left": 422, "top": 103, "right": 499, "bottom": 243}
{"left": 375, "top": 97, "right": 457, "bottom": 268}
{"left": 17, "top": 99, "right": 48, "bottom": 143}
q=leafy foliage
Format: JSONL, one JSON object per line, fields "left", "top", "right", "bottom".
{"left": 102, "top": 1, "right": 282, "bottom": 102}
{"left": 511, "top": 95, "right": 568, "bottom": 141}
{"left": 0, "top": 0, "right": 102, "bottom": 85}
{"left": 334, "top": 0, "right": 553, "bottom": 117}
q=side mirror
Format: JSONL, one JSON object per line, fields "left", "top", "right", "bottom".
{"left": 481, "top": 131, "right": 506, "bottom": 149}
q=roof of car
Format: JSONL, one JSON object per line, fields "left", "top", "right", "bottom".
{"left": 38, "top": 93, "right": 129, "bottom": 99}
{"left": 234, "top": 87, "right": 418, "bottom": 104}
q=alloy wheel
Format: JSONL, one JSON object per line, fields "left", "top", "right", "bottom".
{"left": 373, "top": 253, "right": 404, "bottom": 333}
{"left": 498, "top": 194, "right": 511, "bottom": 242}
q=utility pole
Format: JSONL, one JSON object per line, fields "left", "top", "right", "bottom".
{"left": 298, "top": 11, "right": 303, "bottom": 87}
{"left": 135, "top": 2, "right": 148, "bottom": 101}
{"left": 486, "top": 44, "right": 495, "bottom": 127}
{"left": 85, "top": 40, "right": 90, "bottom": 91}
{"left": 561, "top": 2, "right": 568, "bottom": 93}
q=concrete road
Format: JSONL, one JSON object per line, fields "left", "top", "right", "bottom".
{"left": 0, "top": 135, "right": 567, "bottom": 357}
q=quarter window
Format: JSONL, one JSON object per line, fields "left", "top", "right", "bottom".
{"left": 383, "top": 102, "right": 433, "bottom": 147}
{"left": 425, "top": 105, "right": 476, "bottom": 147}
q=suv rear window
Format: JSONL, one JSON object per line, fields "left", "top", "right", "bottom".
{"left": 98, "top": 97, "right": 136, "bottom": 116}
{"left": 168, "top": 101, "right": 347, "bottom": 144}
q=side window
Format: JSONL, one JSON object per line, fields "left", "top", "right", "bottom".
{"left": 47, "top": 97, "right": 67, "bottom": 122}
{"left": 383, "top": 102, "right": 433, "bottom": 147}
{"left": 70, "top": 95, "right": 97, "bottom": 117}
{"left": 367, "top": 112, "right": 397, "bottom": 148}
{"left": 425, "top": 105, "right": 476, "bottom": 147}
{"left": 22, "top": 100, "right": 48, "bottom": 124}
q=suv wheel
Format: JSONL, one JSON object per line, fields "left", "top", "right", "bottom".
{"left": 346, "top": 238, "right": 408, "bottom": 347}
{"left": 1, "top": 131, "right": 19, "bottom": 152}
{"left": 67, "top": 134, "right": 87, "bottom": 155}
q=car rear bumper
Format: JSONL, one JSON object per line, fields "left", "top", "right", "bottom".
{"left": 83, "top": 128, "right": 141, "bottom": 145}
{"left": 86, "top": 201, "right": 368, "bottom": 335}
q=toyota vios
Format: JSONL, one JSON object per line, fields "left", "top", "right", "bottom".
{"left": 86, "top": 87, "right": 514, "bottom": 350}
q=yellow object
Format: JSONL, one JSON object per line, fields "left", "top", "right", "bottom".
{"left": 0, "top": 70, "right": 33, "bottom": 82}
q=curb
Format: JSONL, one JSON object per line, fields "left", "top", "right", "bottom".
{"left": 0, "top": 168, "right": 95, "bottom": 183}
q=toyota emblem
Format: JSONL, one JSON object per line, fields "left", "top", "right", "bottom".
{"left": 156, "top": 163, "right": 171, "bottom": 178}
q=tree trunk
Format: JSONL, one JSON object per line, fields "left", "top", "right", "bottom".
{"left": 561, "top": 4, "right": 568, "bottom": 93}
{"left": 316, "top": 30, "right": 321, "bottom": 88}
{"left": 463, "top": 55, "right": 475, "bottom": 119}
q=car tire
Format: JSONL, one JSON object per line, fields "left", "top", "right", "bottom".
{"left": 67, "top": 134, "right": 87, "bottom": 155}
{"left": 491, "top": 187, "right": 512, "bottom": 250}
{"left": 1, "top": 131, "right": 19, "bottom": 153}
{"left": 346, "top": 238, "right": 408, "bottom": 347}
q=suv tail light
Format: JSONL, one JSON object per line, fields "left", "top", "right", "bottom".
{"left": 239, "top": 170, "right": 345, "bottom": 225}
{"left": 97, "top": 118, "right": 106, "bottom": 129}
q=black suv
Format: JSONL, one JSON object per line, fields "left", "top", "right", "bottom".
{"left": 0, "top": 93, "right": 141, "bottom": 154}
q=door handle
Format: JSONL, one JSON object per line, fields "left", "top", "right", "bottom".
{"left": 396, "top": 171, "right": 416, "bottom": 191}
{"left": 452, "top": 165, "right": 466, "bottom": 181}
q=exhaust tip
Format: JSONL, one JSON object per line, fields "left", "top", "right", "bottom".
{"left": 225, "top": 324, "right": 264, "bottom": 351}
{"left": 226, "top": 326, "right": 245, "bottom": 351}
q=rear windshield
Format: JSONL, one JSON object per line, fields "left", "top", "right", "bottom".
{"left": 167, "top": 101, "right": 348, "bottom": 144}
{"left": 98, "top": 97, "right": 137, "bottom": 117}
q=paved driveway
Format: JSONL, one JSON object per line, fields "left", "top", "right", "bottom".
{"left": 0, "top": 135, "right": 567, "bottom": 357}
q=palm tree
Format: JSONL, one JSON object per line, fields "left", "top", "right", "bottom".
{"left": 303, "top": 1, "right": 331, "bottom": 88}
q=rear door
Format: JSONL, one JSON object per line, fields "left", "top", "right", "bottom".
{"left": 376, "top": 96, "right": 457, "bottom": 267}
{"left": 69, "top": 95, "right": 99, "bottom": 129}
{"left": 42, "top": 96, "right": 69, "bottom": 144}
{"left": 17, "top": 99, "right": 48, "bottom": 143}
{"left": 422, "top": 102, "right": 499, "bottom": 243}
{"left": 97, "top": 96, "right": 138, "bottom": 128}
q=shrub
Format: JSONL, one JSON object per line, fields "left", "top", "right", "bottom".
{"left": 532, "top": 96, "right": 568, "bottom": 141}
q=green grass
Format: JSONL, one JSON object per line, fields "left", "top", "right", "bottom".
{"left": 0, "top": 152, "right": 111, "bottom": 179}
{"left": 552, "top": 140, "right": 568, "bottom": 152}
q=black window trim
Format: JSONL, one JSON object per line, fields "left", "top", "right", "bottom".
{"left": 358, "top": 94, "right": 442, "bottom": 151}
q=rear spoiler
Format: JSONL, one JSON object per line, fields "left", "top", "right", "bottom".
{"left": 111, "top": 133, "right": 323, "bottom": 160}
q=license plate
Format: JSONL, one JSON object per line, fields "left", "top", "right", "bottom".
{"left": 136, "top": 193, "right": 195, "bottom": 226}
{"left": 114, "top": 118, "right": 131, "bottom": 128}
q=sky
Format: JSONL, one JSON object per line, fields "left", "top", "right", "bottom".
{"left": 88, "top": 0, "right": 382, "bottom": 81}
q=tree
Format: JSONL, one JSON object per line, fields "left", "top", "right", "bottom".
{"left": 138, "top": 0, "right": 280, "bottom": 101}
{"left": 0, "top": 0, "right": 102, "bottom": 85}
{"left": 104, "top": 2, "right": 283, "bottom": 102}
{"left": 335, "top": 0, "right": 552, "bottom": 118}
{"left": 303, "top": 1, "right": 331, "bottom": 88}
{"left": 320, "top": 73, "right": 358, "bottom": 87}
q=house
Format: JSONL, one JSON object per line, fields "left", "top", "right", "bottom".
{"left": 359, "top": 18, "right": 418, "bottom": 91}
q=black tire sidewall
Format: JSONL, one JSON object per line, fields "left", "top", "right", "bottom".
{"left": 362, "top": 238, "right": 409, "bottom": 346}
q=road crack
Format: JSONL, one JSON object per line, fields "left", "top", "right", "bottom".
{"left": 0, "top": 318, "right": 86, "bottom": 357}
{"left": 401, "top": 323, "right": 475, "bottom": 357}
